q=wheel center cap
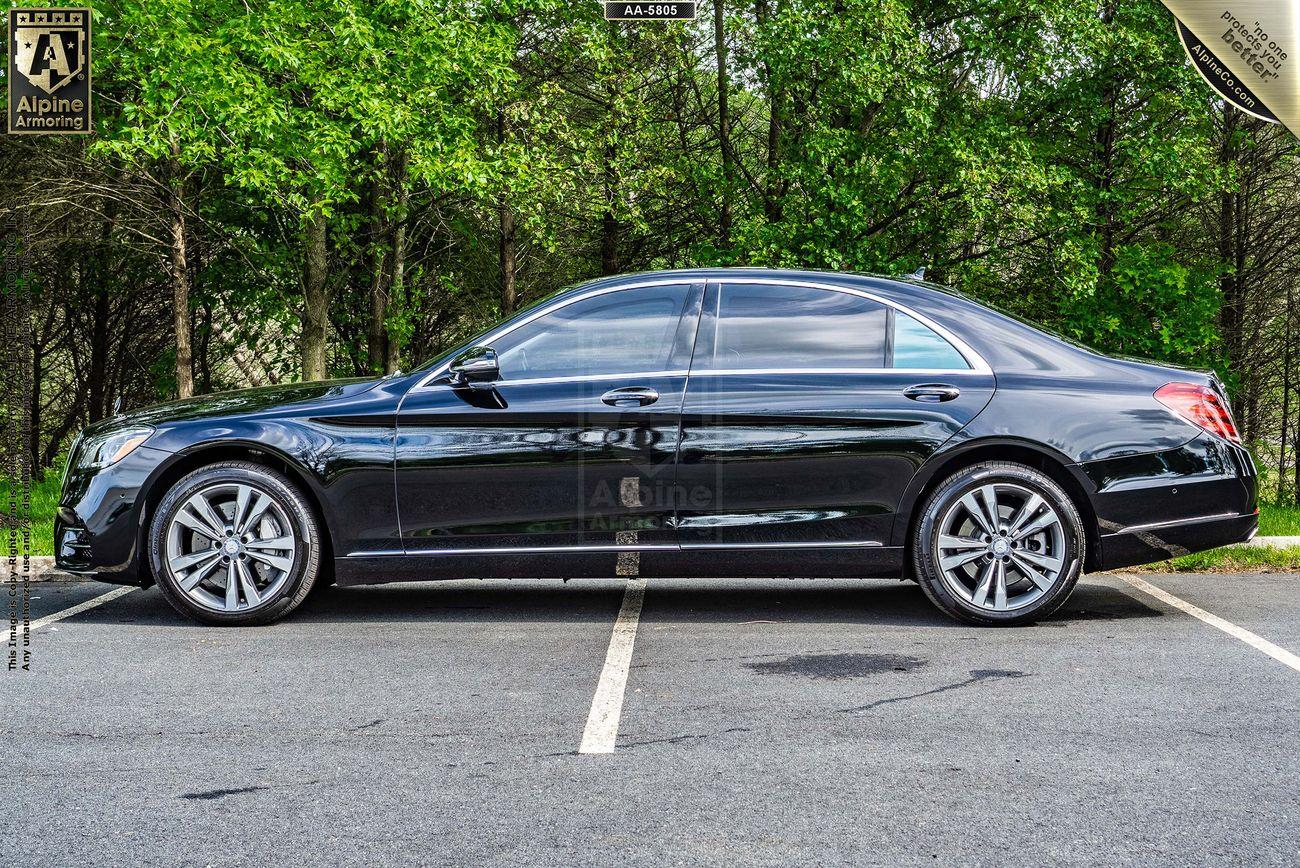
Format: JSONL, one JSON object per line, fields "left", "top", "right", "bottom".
{"left": 223, "top": 539, "right": 241, "bottom": 555}
{"left": 991, "top": 539, "right": 1009, "bottom": 557}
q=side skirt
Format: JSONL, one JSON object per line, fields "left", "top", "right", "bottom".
{"left": 334, "top": 545, "right": 907, "bottom": 586}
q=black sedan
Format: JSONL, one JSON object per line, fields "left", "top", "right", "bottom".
{"left": 55, "top": 269, "right": 1258, "bottom": 626}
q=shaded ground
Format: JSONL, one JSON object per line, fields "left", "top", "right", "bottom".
{"left": 5, "top": 573, "right": 1298, "bottom": 866}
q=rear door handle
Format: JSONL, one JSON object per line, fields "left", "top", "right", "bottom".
{"left": 601, "top": 386, "right": 659, "bottom": 408}
{"left": 903, "top": 383, "right": 961, "bottom": 403}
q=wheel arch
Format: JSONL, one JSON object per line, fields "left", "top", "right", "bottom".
{"left": 137, "top": 441, "right": 335, "bottom": 585}
{"left": 894, "top": 438, "right": 1101, "bottom": 573}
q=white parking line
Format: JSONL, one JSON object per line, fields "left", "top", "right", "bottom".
{"left": 1117, "top": 573, "right": 1300, "bottom": 674}
{"left": 29, "top": 586, "right": 137, "bottom": 631}
{"left": 579, "top": 578, "right": 647, "bottom": 754}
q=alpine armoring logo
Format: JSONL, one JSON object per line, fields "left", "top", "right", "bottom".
{"left": 7, "top": 8, "right": 92, "bottom": 135}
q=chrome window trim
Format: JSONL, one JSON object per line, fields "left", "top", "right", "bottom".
{"left": 417, "top": 367, "right": 983, "bottom": 391}
{"left": 411, "top": 278, "right": 694, "bottom": 391}
{"left": 490, "top": 369, "right": 689, "bottom": 388}
{"left": 692, "top": 368, "right": 985, "bottom": 378}
{"left": 711, "top": 277, "right": 991, "bottom": 374}
{"left": 410, "top": 274, "right": 992, "bottom": 392}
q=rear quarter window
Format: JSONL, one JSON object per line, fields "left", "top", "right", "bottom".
{"left": 892, "top": 312, "right": 969, "bottom": 370}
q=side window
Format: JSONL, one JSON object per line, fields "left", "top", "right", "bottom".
{"left": 892, "top": 312, "right": 969, "bottom": 370}
{"left": 708, "top": 284, "right": 887, "bottom": 370}
{"left": 496, "top": 284, "right": 689, "bottom": 380}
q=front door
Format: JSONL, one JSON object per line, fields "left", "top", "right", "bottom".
{"left": 675, "top": 280, "right": 995, "bottom": 550}
{"left": 395, "top": 281, "right": 703, "bottom": 553}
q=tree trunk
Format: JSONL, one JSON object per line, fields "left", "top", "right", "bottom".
{"left": 714, "top": 0, "right": 732, "bottom": 245}
{"left": 758, "top": 0, "right": 782, "bottom": 222}
{"left": 1216, "top": 109, "right": 1243, "bottom": 409}
{"left": 167, "top": 150, "right": 194, "bottom": 399}
{"left": 499, "top": 203, "right": 517, "bottom": 315}
{"left": 300, "top": 206, "right": 330, "bottom": 382}
{"left": 386, "top": 149, "right": 409, "bottom": 374}
{"left": 86, "top": 280, "right": 110, "bottom": 421}
{"left": 496, "top": 110, "right": 518, "bottom": 316}
{"left": 199, "top": 302, "right": 212, "bottom": 394}
{"left": 1283, "top": 282, "right": 1295, "bottom": 503}
{"left": 29, "top": 326, "right": 42, "bottom": 470}
{"left": 367, "top": 143, "right": 390, "bottom": 374}
{"left": 601, "top": 142, "right": 621, "bottom": 275}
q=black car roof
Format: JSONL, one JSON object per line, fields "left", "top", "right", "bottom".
{"left": 562, "top": 267, "right": 1127, "bottom": 378}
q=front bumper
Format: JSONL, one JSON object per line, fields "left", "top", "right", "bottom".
{"left": 53, "top": 444, "right": 172, "bottom": 586}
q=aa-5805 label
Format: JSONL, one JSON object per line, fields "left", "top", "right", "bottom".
{"left": 603, "top": 2, "right": 696, "bottom": 21}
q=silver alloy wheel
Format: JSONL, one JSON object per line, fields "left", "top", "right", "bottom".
{"left": 164, "top": 482, "right": 297, "bottom": 613}
{"left": 934, "top": 482, "right": 1066, "bottom": 613}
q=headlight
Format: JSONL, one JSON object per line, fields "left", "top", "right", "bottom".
{"left": 80, "top": 425, "right": 154, "bottom": 469}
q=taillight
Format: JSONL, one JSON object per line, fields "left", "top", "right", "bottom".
{"left": 1154, "top": 382, "right": 1241, "bottom": 444}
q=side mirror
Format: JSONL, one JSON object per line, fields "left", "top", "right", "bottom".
{"left": 449, "top": 346, "right": 499, "bottom": 389}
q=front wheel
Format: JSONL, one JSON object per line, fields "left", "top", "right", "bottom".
{"left": 148, "top": 461, "right": 321, "bottom": 626}
{"left": 912, "top": 461, "right": 1084, "bottom": 626}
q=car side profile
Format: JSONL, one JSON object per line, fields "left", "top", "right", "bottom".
{"left": 55, "top": 269, "right": 1258, "bottom": 626}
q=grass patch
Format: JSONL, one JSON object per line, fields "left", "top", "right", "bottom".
{"left": 1258, "top": 503, "right": 1300, "bottom": 537}
{"left": 0, "top": 464, "right": 64, "bottom": 557}
{"left": 1139, "top": 544, "right": 1300, "bottom": 573}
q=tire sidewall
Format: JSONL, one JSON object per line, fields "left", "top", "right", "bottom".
{"left": 913, "top": 463, "right": 1084, "bottom": 626}
{"left": 148, "top": 462, "right": 319, "bottom": 626}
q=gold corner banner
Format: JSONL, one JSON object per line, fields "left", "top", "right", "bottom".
{"left": 1162, "top": 1, "right": 1297, "bottom": 136}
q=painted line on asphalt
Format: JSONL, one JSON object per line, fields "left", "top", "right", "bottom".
{"left": 578, "top": 578, "right": 647, "bottom": 754}
{"left": 1117, "top": 573, "right": 1300, "bottom": 674}
{"left": 29, "top": 586, "right": 137, "bottom": 631}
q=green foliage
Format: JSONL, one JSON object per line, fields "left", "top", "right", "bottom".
{"left": 1148, "top": 544, "right": 1300, "bottom": 573}
{"left": 1259, "top": 504, "right": 1300, "bottom": 537}
{"left": 5, "top": 0, "right": 1298, "bottom": 483}
{"left": 0, "top": 459, "right": 64, "bottom": 557}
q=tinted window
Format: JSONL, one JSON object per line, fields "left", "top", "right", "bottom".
{"left": 709, "top": 284, "right": 887, "bottom": 370}
{"left": 893, "top": 312, "right": 969, "bottom": 369}
{"left": 496, "top": 284, "right": 689, "bottom": 380}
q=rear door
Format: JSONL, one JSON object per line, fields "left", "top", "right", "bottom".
{"left": 675, "top": 279, "right": 995, "bottom": 550}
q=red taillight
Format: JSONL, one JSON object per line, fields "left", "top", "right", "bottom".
{"left": 1154, "top": 382, "right": 1241, "bottom": 444}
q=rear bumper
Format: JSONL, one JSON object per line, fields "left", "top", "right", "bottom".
{"left": 1097, "top": 511, "right": 1258, "bottom": 571}
{"left": 1081, "top": 433, "right": 1257, "bottom": 571}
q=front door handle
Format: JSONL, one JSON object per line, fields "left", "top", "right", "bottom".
{"left": 601, "top": 386, "right": 659, "bottom": 408}
{"left": 903, "top": 383, "right": 961, "bottom": 403}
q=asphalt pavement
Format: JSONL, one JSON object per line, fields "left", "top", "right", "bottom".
{"left": 4, "top": 571, "right": 1298, "bottom": 866}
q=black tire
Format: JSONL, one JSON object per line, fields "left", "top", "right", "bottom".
{"left": 148, "top": 461, "right": 321, "bottom": 626}
{"left": 911, "top": 461, "right": 1084, "bottom": 626}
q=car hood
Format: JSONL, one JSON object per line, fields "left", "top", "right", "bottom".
{"left": 83, "top": 378, "right": 383, "bottom": 438}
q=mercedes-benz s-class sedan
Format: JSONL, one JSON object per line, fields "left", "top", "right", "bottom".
{"left": 56, "top": 269, "right": 1257, "bottom": 626}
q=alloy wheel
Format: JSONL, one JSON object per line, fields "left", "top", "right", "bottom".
{"left": 933, "top": 482, "right": 1066, "bottom": 613}
{"left": 164, "top": 482, "right": 297, "bottom": 613}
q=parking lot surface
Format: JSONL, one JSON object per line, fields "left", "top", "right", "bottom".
{"left": 5, "top": 572, "right": 1299, "bottom": 866}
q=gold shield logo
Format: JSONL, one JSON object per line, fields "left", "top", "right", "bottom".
{"left": 12, "top": 9, "right": 86, "bottom": 95}
{"left": 8, "top": 8, "right": 92, "bottom": 134}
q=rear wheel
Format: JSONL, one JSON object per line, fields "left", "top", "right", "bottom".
{"left": 912, "top": 461, "right": 1084, "bottom": 626}
{"left": 148, "top": 461, "right": 321, "bottom": 626}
